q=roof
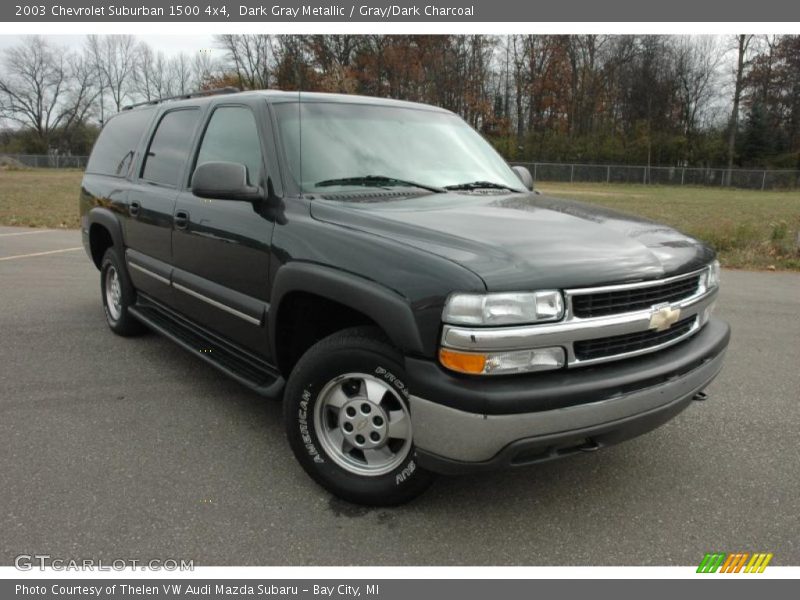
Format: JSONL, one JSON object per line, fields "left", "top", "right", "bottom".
{"left": 121, "top": 87, "right": 453, "bottom": 115}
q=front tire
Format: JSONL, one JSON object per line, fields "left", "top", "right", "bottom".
{"left": 284, "top": 327, "right": 435, "bottom": 506}
{"left": 100, "top": 247, "right": 145, "bottom": 337}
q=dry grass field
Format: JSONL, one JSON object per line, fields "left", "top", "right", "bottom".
{"left": 0, "top": 168, "right": 83, "bottom": 229}
{"left": 538, "top": 183, "right": 800, "bottom": 270}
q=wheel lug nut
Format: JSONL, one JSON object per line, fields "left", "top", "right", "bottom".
{"left": 370, "top": 432, "right": 380, "bottom": 442}
{"left": 345, "top": 407, "right": 356, "bottom": 417}
{"left": 373, "top": 416, "right": 384, "bottom": 427}
{"left": 355, "top": 434, "right": 365, "bottom": 445}
{"left": 361, "top": 403, "right": 371, "bottom": 414}
{"left": 343, "top": 422, "right": 353, "bottom": 433}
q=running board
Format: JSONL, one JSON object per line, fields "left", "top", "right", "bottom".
{"left": 129, "top": 296, "right": 284, "bottom": 399}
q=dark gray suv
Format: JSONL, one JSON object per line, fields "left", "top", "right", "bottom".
{"left": 80, "top": 88, "right": 730, "bottom": 505}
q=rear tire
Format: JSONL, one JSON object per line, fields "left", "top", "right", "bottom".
{"left": 284, "top": 326, "right": 435, "bottom": 506}
{"left": 100, "top": 247, "right": 146, "bottom": 337}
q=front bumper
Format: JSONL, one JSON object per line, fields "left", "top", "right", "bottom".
{"left": 406, "top": 318, "right": 730, "bottom": 474}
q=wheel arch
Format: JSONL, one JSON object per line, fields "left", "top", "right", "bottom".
{"left": 269, "top": 262, "right": 425, "bottom": 376}
{"left": 87, "top": 207, "right": 125, "bottom": 269}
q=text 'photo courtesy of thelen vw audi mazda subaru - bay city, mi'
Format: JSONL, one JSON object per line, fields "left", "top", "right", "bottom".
{"left": 79, "top": 87, "right": 730, "bottom": 505}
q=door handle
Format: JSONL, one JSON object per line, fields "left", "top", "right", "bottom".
{"left": 129, "top": 201, "right": 140, "bottom": 217}
{"left": 174, "top": 210, "right": 190, "bottom": 230}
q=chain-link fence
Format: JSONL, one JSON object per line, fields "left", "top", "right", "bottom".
{"left": 0, "top": 153, "right": 89, "bottom": 169}
{"left": 511, "top": 162, "right": 800, "bottom": 191}
{"left": 2, "top": 153, "right": 799, "bottom": 190}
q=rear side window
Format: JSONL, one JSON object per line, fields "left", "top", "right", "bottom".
{"left": 85, "top": 109, "right": 154, "bottom": 177}
{"left": 194, "top": 106, "right": 263, "bottom": 186}
{"left": 141, "top": 109, "right": 200, "bottom": 187}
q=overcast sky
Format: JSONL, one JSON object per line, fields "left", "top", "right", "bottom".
{"left": 0, "top": 34, "right": 218, "bottom": 56}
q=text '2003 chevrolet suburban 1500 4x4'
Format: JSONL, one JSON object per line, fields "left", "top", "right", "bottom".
{"left": 80, "top": 88, "right": 730, "bottom": 505}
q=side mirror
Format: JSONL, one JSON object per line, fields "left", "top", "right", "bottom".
{"left": 191, "top": 161, "right": 262, "bottom": 201}
{"left": 512, "top": 166, "right": 534, "bottom": 191}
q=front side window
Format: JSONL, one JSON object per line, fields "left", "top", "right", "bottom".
{"left": 193, "top": 106, "right": 263, "bottom": 186}
{"left": 141, "top": 109, "right": 200, "bottom": 187}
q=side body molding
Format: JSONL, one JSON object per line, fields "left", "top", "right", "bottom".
{"left": 269, "top": 262, "right": 425, "bottom": 359}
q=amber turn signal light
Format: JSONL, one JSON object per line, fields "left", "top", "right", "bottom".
{"left": 438, "top": 348, "right": 488, "bottom": 375}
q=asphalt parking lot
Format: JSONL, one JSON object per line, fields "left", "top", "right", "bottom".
{"left": 1, "top": 224, "right": 798, "bottom": 566}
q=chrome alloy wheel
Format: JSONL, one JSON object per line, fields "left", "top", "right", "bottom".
{"left": 104, "top": 265, "right": 122, "bottom": 321}
{"left": 314, "top": 373, "right": 413, "bottom": 476}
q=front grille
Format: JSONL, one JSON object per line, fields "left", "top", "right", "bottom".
{"left": 571, "top": 274, "right": 701, "bottom": 318}
{"left": 574, "top": 316, "right": 697, "bottom": 361}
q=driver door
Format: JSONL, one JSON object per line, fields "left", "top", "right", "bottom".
{"left": 170, "top": 102, "right": 276, "bottom": 358}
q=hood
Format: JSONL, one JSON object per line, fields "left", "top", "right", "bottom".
{"left": 309, "top": 191, "right": 715, "bottom": 291}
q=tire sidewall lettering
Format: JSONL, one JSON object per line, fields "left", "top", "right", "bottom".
{"left": 298, "top": 386, "right": 324, "bottom": 463}
{"left": 395, "top": 459, "right": 416, "bottom": 485}
{"left": 374, "top": 365, "right": 410, "bottom": 400}
{"left": 373, "top": 365, "right": 416, "bottom": 486}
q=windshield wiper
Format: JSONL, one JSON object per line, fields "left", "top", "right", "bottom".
{"left": 444, "top": 180, "right": 522, "bottom": 192}
{"left": 314, "top": 175, "right": 445, "bottom": 194}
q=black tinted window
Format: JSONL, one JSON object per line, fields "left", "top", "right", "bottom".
{"left": 85, "top": 109, "right": 154, "bottom": 177}
{"left": 194, "top": 106, "right": 263, "bottom": 186}
{"left": 141, "top": 109, "right": 200, "bottom": 186}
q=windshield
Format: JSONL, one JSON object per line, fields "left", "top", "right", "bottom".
{"left": 273, "top": 101, "right": 524, "bottom": 194}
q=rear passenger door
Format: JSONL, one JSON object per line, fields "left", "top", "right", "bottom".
{"left": 124, "top": 108, "right": 202, "bottom": 303}
{"left": 171, "top": 103, "right": 276, "bottom": 358}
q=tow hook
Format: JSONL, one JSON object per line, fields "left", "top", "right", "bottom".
{"left": 578, "top": 439, "right": 600, "bottom": 453}
{"left": 693, "top": 391, "right": 708, "bottom": 401}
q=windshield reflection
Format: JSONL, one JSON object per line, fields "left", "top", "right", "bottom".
{"left": 273, "top": 101, "right": 523, "bottom": 195}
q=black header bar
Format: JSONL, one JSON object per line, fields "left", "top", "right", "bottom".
{"left": 3, "top": 1, "right": 800, "bottom": 22}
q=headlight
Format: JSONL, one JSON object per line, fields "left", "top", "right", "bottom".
{"left": 705, "top": 260, "right": 721, "bottom": 289}
{"left": 442, "top": 291, "right": 564, "bottom": 326}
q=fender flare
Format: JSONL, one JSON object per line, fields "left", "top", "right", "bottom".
{"left": 87, "top": 207, "right": 125, "bottom": 265}
{"left": 268, "top": 262, "right": 425, "bottom": 360}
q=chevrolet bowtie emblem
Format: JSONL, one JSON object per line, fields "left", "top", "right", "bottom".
{"left": 649, "top": 303, "right": 681, "bottom": 332}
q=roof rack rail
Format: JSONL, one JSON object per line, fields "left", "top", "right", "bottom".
{"left": 121, "top": 87, "right": 241, "bottom": 111}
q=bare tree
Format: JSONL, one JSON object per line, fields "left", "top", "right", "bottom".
{"left": 132, "top": 42, "right": 157, "bottom": 101}
{"left": 152, "top": 51, "right": 171, "bottom": 98}
{"left": 60, "top": 53, "right": 101, "bottom": 136}
{"left": 672, "top": 36, "right": 724, "bottom": 163}
{"left": 168, "top": 53, "right": 193, "bottom": 95}
{"left": 192, "top": 49, "right": 221, "bottom": 89}
{"left": 564, "top": 35, "right": 617, "bottom": 138}
{"left": 215, "top": 34, "right": 274, "bottom": 89}
{"left": 87, "top": 34, "right": 137, "bottom": 111}
{"left": 0, "top": 36, "right": 96, "bottom": 151}
{"left": 726, "top": 34, "right": 753, "bottom": 181}
{"left": 131, "top": 43, "right": 173, "bottom": 100}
